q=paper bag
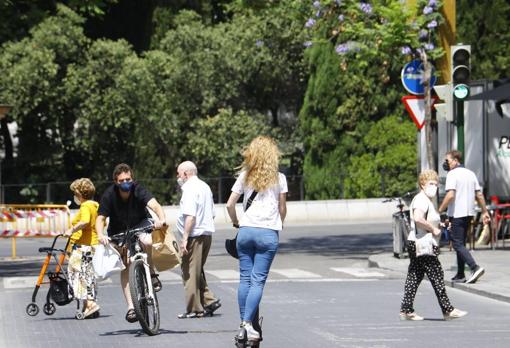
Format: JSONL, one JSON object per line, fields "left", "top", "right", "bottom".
{"left": 152, "top": 227, "right": 181, "bottom": 271}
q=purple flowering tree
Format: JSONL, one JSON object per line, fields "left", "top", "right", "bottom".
{"left": 300, "top": 0, "right": 446, "bottom": 197}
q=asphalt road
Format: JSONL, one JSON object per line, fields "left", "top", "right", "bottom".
{"left": 1, "top": 223, "right": 509, "bottom": 348}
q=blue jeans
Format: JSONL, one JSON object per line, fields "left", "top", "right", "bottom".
{"left": 237, "top": 226, "right": 279, "bottom": 322}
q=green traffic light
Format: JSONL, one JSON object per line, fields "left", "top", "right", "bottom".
{"left": 453, "top": 84, "right": 470, "bottom": 100}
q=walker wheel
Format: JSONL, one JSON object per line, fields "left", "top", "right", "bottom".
{"left": 43, "top": 303, "right": 56, "bottom": 315}
{"left": 75, "top": 311, "right": 85, "bottom": 320}
{"left": 26, "top": 303, "right": 39, "bottom": 316}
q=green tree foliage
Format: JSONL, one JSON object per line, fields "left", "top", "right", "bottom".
{"left": 187, "top": 108, "right": 270, "bottom": 176}
{"left": 0, "top": 5, "right": 89, "bottom": 183}
{"left": 343, "top": 115, "right": 417, "bottom": 198}
{"left": 0, "top": 1, "right": 116, "bottom": 44}
{"left": 457, "top": 0, "right": 510, "bottom": 80}
{"left": 0, "top": 3, "right": 306, "bottom": 203}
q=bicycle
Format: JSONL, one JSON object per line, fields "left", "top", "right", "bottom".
{"left": 383, "top": 192, "right": 414, "bottom": 259}
{"left": 111, "top": 219, "right": 161, "bottom": 336}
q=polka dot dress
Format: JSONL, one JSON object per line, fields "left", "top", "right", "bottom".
{"left": 400, "top": 241, "right": 454, "bottom": 314}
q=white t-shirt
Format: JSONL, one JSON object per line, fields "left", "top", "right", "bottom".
{"left": 444, "top": 166, "right": 481, "bottom": 217}
{"left": 231, "top": 171, "right": 288, "bottom": 231}
{"left": 408, "top": 191, "right": 440, "bottom": 241}
{"left": 176, "top": 176, "right": 215, "bottom": 238}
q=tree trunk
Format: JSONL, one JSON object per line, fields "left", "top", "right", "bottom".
{"left": 421, "top": 51, "right": 435, "bottom": 171}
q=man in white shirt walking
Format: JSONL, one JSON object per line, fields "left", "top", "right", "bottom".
{"left": 438, "top": 150, "right": 490, "bottom": 284}
{"left": 175, "top": 161, "right": 221, "bottom": 318}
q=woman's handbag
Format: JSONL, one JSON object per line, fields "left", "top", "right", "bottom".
{"left": 92, "top": 243, "right": 125, "bottom": 280}
{"left": 151, "top": 226, "right": 181, "bottom": 271}
{"left": 225, "top": 190, "right": 258, "bottom": 259}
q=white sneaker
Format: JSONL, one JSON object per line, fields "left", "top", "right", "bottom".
{"left": 242, "top": 321, "right": 260, "bottom": 341}
{"left": 466, "top": 266, "right": 485, "bottom": 284}
{"left": 399, "top": 312, "right": 424, "bottom": 321}
{"left": 444, "top": 308, "right": 468, "bottom": 320}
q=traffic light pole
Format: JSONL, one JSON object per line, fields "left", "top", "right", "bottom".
{"left": 456, "top": 99, "right": 464, "bottom": 154}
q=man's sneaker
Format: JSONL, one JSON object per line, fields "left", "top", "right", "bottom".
{"left": 466, "top": 266, "right": 485, "bottom": 284}
{"left": 399, "top": 312, "right": 424, "bottom": 321}
{"left": 444, "top": 308, "right": 468, "bottom": 320}
{"left": 451, "top": 274, "right": 466, "bottom": 283}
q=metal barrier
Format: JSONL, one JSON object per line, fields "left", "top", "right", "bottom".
{"left": 0, "top": 204, "right": 71, "bottom": 258}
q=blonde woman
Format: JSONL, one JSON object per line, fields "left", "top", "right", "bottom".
{"left": 400, "top": 170, "right": 467, "bottom": 321}
{"left": 226, "top": 136, "right": 287, "bottom": 344}
{"left": 65, "top": 178, "right": 100, "bottom": 318}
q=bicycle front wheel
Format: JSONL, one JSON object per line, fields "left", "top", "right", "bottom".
{"left": 129, "top": 258, "right": 160, "bottom": 335}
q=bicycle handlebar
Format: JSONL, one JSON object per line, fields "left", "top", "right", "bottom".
{"left": 382, "top": 190, "right": 416, "bottom": 203}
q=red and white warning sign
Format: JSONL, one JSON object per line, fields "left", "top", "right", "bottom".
{"left": 402, "top": 95, "right": 438, "bottom": 130}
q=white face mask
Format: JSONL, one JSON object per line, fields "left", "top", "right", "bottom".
{"left": 74, "top": 195, "right": 81, "bottom": 206}
{"left": 424, "top": 184, "right": 438, "bottom": 198}
{"left": 177, "top": 178, "right": 185, "bottom": 187}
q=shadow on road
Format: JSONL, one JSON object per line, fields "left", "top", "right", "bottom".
{"left": 278, "top": 232, "right": 393, "bottom": 257}
{"left": 0, "top": 259, "right": 47, "bottom": 277}
{"left": 100, "top": 328, "right": 188, "bottom": 336}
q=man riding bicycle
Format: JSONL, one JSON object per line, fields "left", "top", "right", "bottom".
{"left": 96, "top": 163, "right": 166, "bottom": 323}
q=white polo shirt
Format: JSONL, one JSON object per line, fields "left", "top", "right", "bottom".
{"left": 176, "top": 176, "right": 215, "bottom": 237}
{"left": 231, "top": 171, "right": 288, "bottom": 231}
{"left": 445, "top": 166, "right": 481, "bottom": 218}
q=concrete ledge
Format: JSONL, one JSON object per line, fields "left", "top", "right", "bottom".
{"left": 158, "top": 198, "right": 396, "bottom": 227}
{"left": 70, "top": 198, "right": 396, "bottom": 227}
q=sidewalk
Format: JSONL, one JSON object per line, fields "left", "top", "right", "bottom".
{"left": 368, "top": 247, "right": 510, "bottom": 303}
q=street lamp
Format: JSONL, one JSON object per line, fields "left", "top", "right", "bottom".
{"left": 0, "top": 104, "right": 12, "bottom": 204}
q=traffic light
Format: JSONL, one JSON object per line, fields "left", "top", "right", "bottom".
{"left": 451, "top": 44, "right": 471, "bottom": 100}
{"left": 433, "top": 84, "right": 453, "bottom": 122}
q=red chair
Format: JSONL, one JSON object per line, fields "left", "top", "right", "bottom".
{"left": 490, "top": 196, "right": 510, "bottom": 248}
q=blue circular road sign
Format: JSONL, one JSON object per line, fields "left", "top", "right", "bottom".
{"left": 401, "top": 60, "right": 436, "bottom": 95}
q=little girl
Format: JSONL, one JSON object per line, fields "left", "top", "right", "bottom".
{"left": 65, "top": 178, "right": 100, "bottom": 318}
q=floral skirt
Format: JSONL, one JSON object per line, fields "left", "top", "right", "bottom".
{"left": 68, "top": 245, "right": 97, "bottom": 301}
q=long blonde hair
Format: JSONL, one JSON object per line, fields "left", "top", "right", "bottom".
{"left": 238, "top": 136, "right": 281, "bottom": 192}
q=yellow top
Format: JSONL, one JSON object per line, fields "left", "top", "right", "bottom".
{"left": 70, "top": 200, "right": 99, "bottom": 246}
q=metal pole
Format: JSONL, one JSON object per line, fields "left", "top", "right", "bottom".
{"left": 457, "top": 100, "right": 465, "bottom": 154}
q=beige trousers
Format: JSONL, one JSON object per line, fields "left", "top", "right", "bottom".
{"left": 181, "top": 234, "right": 217, "bottom": 313}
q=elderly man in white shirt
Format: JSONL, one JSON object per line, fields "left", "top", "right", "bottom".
{"left": 175, "top": 161, "right": 220, "bottom": 318}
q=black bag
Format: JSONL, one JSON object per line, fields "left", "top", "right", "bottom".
{"left": 49, "top": 273, "right": 73, "bottom": 306}
{"left": 225, "top": 190, "right": 258, "bottom": 259}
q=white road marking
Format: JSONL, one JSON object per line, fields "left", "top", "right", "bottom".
{"left": 330, "top": 267, "right": 385, "bottom": 278}
{"left": 271, "top": 268, "right": 322, "bottom": 279}
{"left": 218, "top": 278, "right": 378, "bottom": 284}
{"left": 3, "top": 276, "right": 39, "bottom": 289}
{"left": 158, "top": 271, "right": 182, "bottom": 281}
{"left": 206, "top": 270, "right": 240, "bottom": 280}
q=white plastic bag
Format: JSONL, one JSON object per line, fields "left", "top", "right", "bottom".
{"left": 92, "top": 244, "right": 125, "bottom": 280}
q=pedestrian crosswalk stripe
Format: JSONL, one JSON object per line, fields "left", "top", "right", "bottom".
{"left": 271, "top": 268, "right": 321, "bottom": 279}
{"left": 330, "top": 267, "right": 385, "bottom": 278}
{"left": 158, "top": 271, "right": 182, "bottom": 281}
{"left": 2, "top": 276, "right": 112, "bottom": 289}
{"left": 206, "top": 270, "right": 240, "bottom": 280}
{"left": 3, "top": 276, "right": 38, "bottom": 289}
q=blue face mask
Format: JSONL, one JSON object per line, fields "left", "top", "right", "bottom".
{"left": 118, "top": 181, "right": 133, "bottom": 192}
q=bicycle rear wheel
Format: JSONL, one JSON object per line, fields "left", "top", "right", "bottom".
{"left": 129, "top": 258, "right": 160, "bottom": 335}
